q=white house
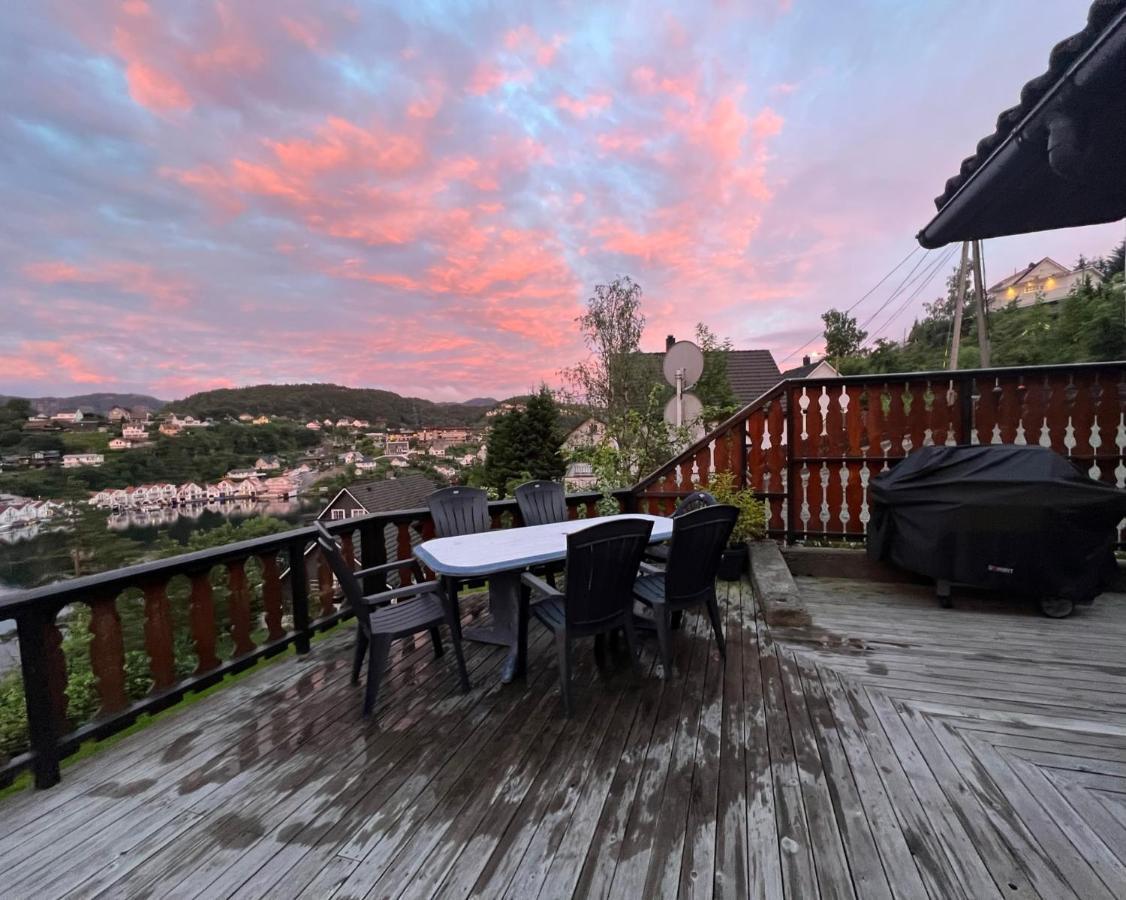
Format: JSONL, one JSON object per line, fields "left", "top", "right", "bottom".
{"left": 215, "top": 479, "right": 237, "bottom": 499}
{"left": 90, "top": 489, "right": 114, "bottom": 508}
{"left": 434, "top": 464, "right": 457, "bottom": 480}
{"left": 159, "top": 422, "right": 182, "bottom": 437}
{"left": 385, "top": 440, "right": 410, "bottom": 457}
{"left": 986, "top": 257, "right": 1103, "bottom": 309}
{"left": 122, "top": 425, "right": 148, "bottom": 441}
{"left": 179, "top": 482, "right": 205, "bottom": 504}
{"left": 62, "top": 453, "right": 104, "bottom": 468}
{"left": 51, "top": 410, "right": 84, "bottom": 424}
{"left": 305, "top": 421, "right": 322, "bottom": 431}
{"left": 355, "top": 459, "right": 381, "bottom": 472}
{"left": 263, "top": 476, "right": 297, "bottom": 498}
{"left": 108, "top": 438, "right": 133, "bottom": 451}
{"left": 226, "top": 468, "right": 259, "bottom": 480}
{"left": 109, "top": 488, "right": 130, "bottom": 508}
{"left": 564, "top": 461, "right": 598, "bottom": 492}
{"left": 336, "top": 417, "right": 354, "bottom": 429}
{"left": 236, "top": 478, "right": 262, "bottom": 498}
{"left": 204, "top": 484, "right": 221, "bottom": 501}
{"left": 255, "top": 455, "right": 281, "bottom": 471}
{"left": 339, "top": 450, "right": 365, "bottom": 465}
{"left": 780, "top": 355, "right": 840, "bottom": 380}
{"left": 562, "top": 418, "right": 612, "bottom": 452}
{"left": 389, "top": 456, "right": 410, "bottom": 468}
{"left": 107, "top": 406, "right": 131, "bottom": 423}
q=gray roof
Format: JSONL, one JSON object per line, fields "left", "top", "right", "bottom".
{"left": 724, "top": 350, "right": 782, "bottom": 404}
{"left": 343, "top": 474, "right": 439, "bottom": 514}
{"left": 780, "top": 360, "right": 820, "bottom": 379}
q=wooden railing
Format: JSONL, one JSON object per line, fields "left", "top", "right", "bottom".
{"left": 632, "top": 361, "right": 1126, "bottom": 543}
{"left": 0, "top": 490, "right": 626, "bottom": 790}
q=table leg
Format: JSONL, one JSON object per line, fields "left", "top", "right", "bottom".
{"left": 461, "top": 571, "right": 527, "bottom": 683}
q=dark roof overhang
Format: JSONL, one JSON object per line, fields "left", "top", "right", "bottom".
{"left": 918, "top": 0, "right": 1126, "bottom": 249}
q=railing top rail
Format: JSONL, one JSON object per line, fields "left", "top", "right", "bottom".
{"left": 0, "top": 489, "right": 617, "bottom": 619}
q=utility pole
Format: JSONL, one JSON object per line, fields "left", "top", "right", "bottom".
{"left": 948, "top": 241, "right": 969, "bottom": 370}
{"left": 970, "top": 240, "right": 992, "bottom": 368}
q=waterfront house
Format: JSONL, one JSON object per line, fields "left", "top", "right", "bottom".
{"left": 178, "top": 482, "right": 204, "bottom": 504}
{"left": 236, "top": 478, "right": 262, "bottom": 498}
{"left": 262, "top": 475, "right": 298, "bottom": 498}
{"left": 62, "top": 453, "right": 104, "bottom": 468}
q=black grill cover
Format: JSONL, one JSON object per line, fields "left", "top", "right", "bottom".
{"left": 867, "top": 445, "right": 1126, "bottom": 603}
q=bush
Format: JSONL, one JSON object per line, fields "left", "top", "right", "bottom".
{"left": 707, "top": 471, "right": 767, "bottom": 544}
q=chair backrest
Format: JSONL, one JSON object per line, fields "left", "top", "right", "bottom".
{"left": 563, "top": 517, "right": 654, "bottom": 631}
{"left": 427, "top": 486, "right": 490, "bottom": 538}
{"left": 515, "top": 480, "right": 568, "bottom": 527}
{"left": 672, "top": 490, "right": 717, "bottom": 518}
{"left": 314, "top": 524, "right": 366, "bottom": 624}
{"left": 665, "top": 504, "right": 739, "bottom": 603}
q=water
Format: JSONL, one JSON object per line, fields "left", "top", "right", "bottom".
{"left": 0, "top": 497, "right": 322, "bottom": 592}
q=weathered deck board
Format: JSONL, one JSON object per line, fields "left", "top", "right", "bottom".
{"left": 0, "top": 577, "right": 1123, "bottom": 899}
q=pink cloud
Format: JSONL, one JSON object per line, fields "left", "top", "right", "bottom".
{"left": 8, "top": 341, "right": 108, "bottom": 385}
{"left": 631, "top": 65, "right": 697, "bottom": 104}
{"left": 503, "top": 26, "right": 564, "bottom": 65}
{"left": 556, "top": 92, "right": 612, "bottom": 118}
{"left": 21, "top": 259, "right": 194, "bottom": 310}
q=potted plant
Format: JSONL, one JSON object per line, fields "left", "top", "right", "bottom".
{"left": 707, "top": 471, "right": 767, "bottom": 581}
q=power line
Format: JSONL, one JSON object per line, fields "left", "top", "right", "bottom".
{"left": 866, "top": 246, "right": 958, "bottom": 345}
{"left": 776, "top": 245, "right": 923, "bottom": 366}
{"left": 855, "top": 250, "right": 934, "bottom": 333}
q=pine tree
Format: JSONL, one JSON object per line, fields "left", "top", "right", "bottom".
{"left": 521, "top": 387, "right": 565, "bottom": 480}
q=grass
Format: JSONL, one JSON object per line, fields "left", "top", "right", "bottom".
{"left": 60, "top": 431, "right": 112, "bottom": 453}
{"left": 0, "top": 618, "right": 347, "bottom": 800}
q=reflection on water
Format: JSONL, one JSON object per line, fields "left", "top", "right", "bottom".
{"left": 0, "top": 498, "right": 320, "bottom": 592}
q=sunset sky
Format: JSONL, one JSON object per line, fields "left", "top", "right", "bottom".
{"left": 1, "top": 0, "right": 1121, "bottom": 402}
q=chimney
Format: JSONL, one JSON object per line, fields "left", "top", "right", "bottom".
{"left": 666, "top": 334, "right": 676, "bottom": 350}
{"left": 802, "top": 355, "right": 811, "bottom": 366}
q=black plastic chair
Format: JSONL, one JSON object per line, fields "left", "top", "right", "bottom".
{"left": 522, "top": 517, "right": 654, "bottom": 715}
{"left": 632, "top": 504, "right": 738, "bottom": 678}
{"left": 315, "top": 522, "right": 469, "bottom": 716}
{"left": 644, "top": 490, "right": 716, "bottom": 564}
{"left": 426, "top": 485, "right": 492, "bottom": 607}
{"left": 515, "top": 480, "right": 568, "bottom": 526}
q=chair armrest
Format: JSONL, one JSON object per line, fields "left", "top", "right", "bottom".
{"left": 521, "top": 571, "right": 563, "bottom": 599}
{"left": 354, "top": 557, "right": 422, "bottom": 578}
{"left": 639, "top": 561, "right": 664, "bottom": 575}
{"left": 360, "top": 580, "right": 441, "bottom": 606}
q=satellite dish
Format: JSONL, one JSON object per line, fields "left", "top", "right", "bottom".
{"left": 664, "top": 391, "right": 704, "bottom": 429}
{"left": 663, "top": 341, "right": 704, "bottom": 390}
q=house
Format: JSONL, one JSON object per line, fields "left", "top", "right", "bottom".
{"left": 318, "top": 473, "right": 438, "bottom": 523}
{"left": 252, "top": 415, "right": 271, "bottom": 426}
{"left": 159, "top": 422, "right": 182, "bottom": 437}
{"left": 108, "top": 438, "right": 133, "bottom": 451}
{"left": 352, "top": 419, "right": 370, "bottom": 429}
{"left": 23, "top": 415, "right": 54, "bottom": 430}
{"left": 781, "top": 355, "right": 840, "bottom": 380}
{"left": 385, "top": 440, "right": 410, "bottom": 456}
{"left": 62, "top": 453, "right": 104, "bottom": 468}
{"left": 30, "top": 450, "right": 61, "bottom": 467}
{"left": 433, "top": 464, "right": 457, "bottom": 480}
{"left": 562, "top": 418, "right": 612, "bottom": 452}
{"left": 178, "top": 482, "right": 205, "bottom": 504}
{"left": 355, "top": 458, "right": 381, "bottom": 472}
{"left": 122, "top": 425, "right": 148, "bottom": 441}
{"left": 389, "top": 456, "right": 410, "bottom": 468}
{"left": 236, "top": 478, "right": 262, "bottom": 498}
{"left": 563, "top": 461, "right": 597, "bottom": 492}
{"left": 255, "top": 455, "right": 282, "bottom": 471}
{"left": 154, "top": 483, "right": 178, "bottom": 504}
{"left": 215, "top": 479, "right": 237, "bottom": 499}
{"left": 986, "top": 258, "right": 1103, "bottom": 308}
{"left": 238, "top": 414, "right": 253, "bottom": 422}
{"left": 457, "top": 453, "right": 477, "bottom": 467}
{"left": 306, "top": 421, "right": 322, "bottom": 431}
{"left": 107, "top": 407, "right": 131, "bottom": 423}
{"left": 644, "top": 336, "right": 782, "bottom": 407}
{"left": 323, "top": 418, "right": 334, "bottom": 427}
{"left": 90, "top": 490, "right": 114, "bottom": 508}
{"left": 0, "top": 504, "right": 23, "bottom": 530}
{"left": 427, "top": 440, "right": 455, "bottom": 457}
{"left": 339, "top": 450, "right": 365, "bottom": 465}
{"left": 336, "top": 417, "right": 354, "bottom": 429}
{"left": 263, "top": 476, "right": 298, "bottom": 498}
{"left": 226, "top": 467, "right": 259, "bottom": 480}
{"left": 51, "top": 410, "right": 84, "bottom": 424}
{"left": 109, "top": 488, "right": 130, "bottom": 508}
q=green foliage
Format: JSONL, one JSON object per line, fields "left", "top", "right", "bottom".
{"left": 707, "top": 471, "right": 767, "bottom": 545}
{"left": 482, "top": 386, "right": 565, "bottom": 496}
{"left": 822, "top": 309, "right": 868, "bottom": 362}
{"left": 166, "top": 383, "right": 487, "bottom": 428}
{"left": 694, "top": 323, "right": 739, "bottom": 420}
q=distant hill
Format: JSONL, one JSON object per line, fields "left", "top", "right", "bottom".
{"left": 0, "top": 392, "right": 166, "bottom": 415}
{"left": 462, "top": 397, "right": 499, "bottom": 407}
{"left": 165, "top": 383, "right": 490, "bottom": 427}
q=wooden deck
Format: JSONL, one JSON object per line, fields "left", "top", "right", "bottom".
{"left": 0, "top": 577, "right": 1124, "bottom": 899}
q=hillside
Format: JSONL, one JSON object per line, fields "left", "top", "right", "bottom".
{"left": 0, "top": 393, "right": 166, "bottom": 415}
{"left": 164, "top": 383, "right": 492, "bottom": 427}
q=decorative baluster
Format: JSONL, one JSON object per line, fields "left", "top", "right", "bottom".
{"left": 1044, "top": 372, "right": 1070, "bottom": 452}
{"left": 1020, "top": 374, "right": 1047, "bottom": 448}
{"left": 226, "top": 559, "right": 256, "bottom": 657}
{"left": 712, "top": 428, "right": 731, "bottom": 480}
{"left": 88, "top": 594, "right": 127, "bottom": 716}
{"left": 1093, "top": 371, "right": 1123, "bottom": 484}
{"left": 1069, "top": 373, "right": 1095, "bottom": 467}
{"left": 257, "top": 553, "right": 285, "bottom": 642}
{"left": 142, "top": 580, "right": 176, "bottom": 691}
{"left": 765, "top": 398, "right": 786, "bottom": 534}
{"left": 884, "top": 382, "right": 908, "bottom": 458}
{"left": 995, "top": 377, "right": 1021, "bottom": 444}
{"left": 905, "top": 381, "right": 927, "bottom": 452}
{"left": 748, "top": 409, "right": 766, "bottom": 493}
{"left": 695, "top": 445, "right": 712, "bottom": 487}
{"left": 188, "top": 570, "right": 221, "bottom": 674}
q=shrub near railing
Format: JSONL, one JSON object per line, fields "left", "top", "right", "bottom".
{"left": 0, "top": 490, "right": 623, "bottom": 791}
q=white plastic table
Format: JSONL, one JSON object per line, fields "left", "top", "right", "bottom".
{"left": 415, "top": 514, "right": 672, "bottom": 682}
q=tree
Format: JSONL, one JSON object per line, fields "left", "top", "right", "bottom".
{"left": 693, "top": 323, "right": 738, "bottom": 420}
{"left": 481, "top": 387, "right": 565, "bottom": 496}
{"left": 821, "top": 309, "right": 867, "bottom": 361}
{"left": 1096, "top": 240, "right": 1125, "bottom": 280}
{"left": 562, "top": 276, "right": 675, "bottom": 482}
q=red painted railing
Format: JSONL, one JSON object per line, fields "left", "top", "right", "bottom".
{"left": 632, "top": 361, "right": 1126, "bottom": 543}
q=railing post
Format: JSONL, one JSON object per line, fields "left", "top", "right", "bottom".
{"left": 17, "top": 609, "right": 64, "bottom": 789}
{"left": 288, "top": 540, "right": 312, "bottom": 654}
{"left": 958, "top": 374, "right": 975, "bottom": 444}
{"left": 784, "top": 388, "right": 798, "bottom": 544}
{"left": 736, "top": 422, "right": 749, "bottom": 489}
{"left": 359, "top": 521, "right": 388, "bottom": 596}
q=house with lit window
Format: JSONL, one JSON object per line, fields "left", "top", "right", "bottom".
{"left": 986, "top": 257, "right": 1103, "bottom": 308}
